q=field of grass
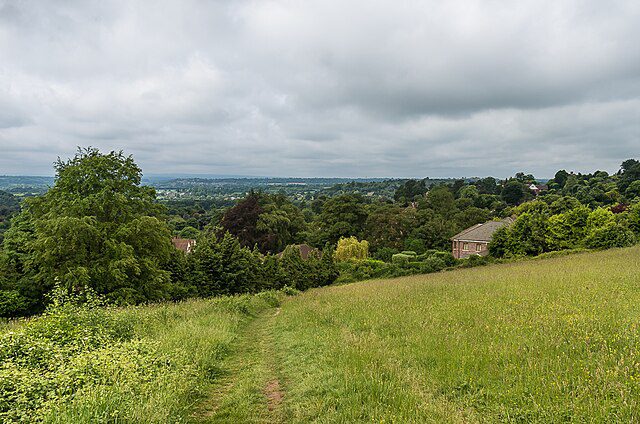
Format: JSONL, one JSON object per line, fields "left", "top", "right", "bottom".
{"left": 4, "top": 246, "right": 640, "bottom": 422}
{"left": 263, "top": 246, "right": 640, "bottom": 422}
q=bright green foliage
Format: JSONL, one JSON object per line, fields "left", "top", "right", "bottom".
{"left": 337, "top": 250, "right": 453, "bottom": 284}
{"left": 392, "top": 251, "right": 417, "bottom": 264}
{"left": 178, "top": 225, "right": 199, "bottom": 239}
{"left": 492, "top": 201, "right": 638, "bottom": 258}
{"left": 489, "top": 212, "right": 549, "bottom": 257}
{"left": 549, "top": 196, "right": 582, "bottom": 215}
{"left": 584, "top": 222, "right": 635, "bottom": 249}
{"left": 546, "top": 206, "right": 590, "bottom": 250}
{"left": 334, "top": 237, "right": 369, "bottom": 262}
{"left": 628, "top": 203, "right": 640, "bottom": 236}
{"left": 2, "top": 148, "right": 174, "bottom": 310}
{"left": 488, "top": 226, "right": 511, "bottom": 257}
{"left": 586, "top": 207, "right": 615, "bottom": 230}
{"left": 583, "top": 207, "right": 636, "bottom": 248}
{"left": 505, "top": 212, "right": 549, "bottom": 256}
{"left": 0, "top": 284, "right": 285, "bottom": 423}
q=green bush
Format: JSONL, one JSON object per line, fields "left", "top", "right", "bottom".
{"left": 392, "top": 253, "right": 416, "bottom": 265}
{"left": 0, "top": 286, "right": 139, "bottom": 422}
{"left": 584, "top": 223, "right": 636, "bottom": 249}
{"left": 459, "top": 254, "right": 493, "bottom": 268}
{"left": 372, "top": 247, "right": 398, "bottom": 262}
{"left": 0, "top": 290, "right": 27, "bottom": 317}
{"left": 0, "top": 286, "right": 285, "bottom": 423}
{"left": 430, "top": 251, "right": 457, "bottom": 267}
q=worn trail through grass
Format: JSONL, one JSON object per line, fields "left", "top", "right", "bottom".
{"left": 195, "top": 307, "right": 285, "bottom": 424}
{"left": 195, "top": 246, "right": 640, "bottom": 423}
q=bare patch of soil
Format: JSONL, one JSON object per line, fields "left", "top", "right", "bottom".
{"left": 264, "top": 379, "right": 283, "bottom": 411}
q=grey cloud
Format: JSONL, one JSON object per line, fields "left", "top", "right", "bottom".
{"left": 0, "top": 0, "right": 638, "bottom": 178}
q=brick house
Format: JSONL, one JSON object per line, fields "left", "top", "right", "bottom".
{"left": 451, "top": 218, "right": 514, "bottom": 259}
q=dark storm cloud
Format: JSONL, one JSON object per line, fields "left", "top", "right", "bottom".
{"left": 0, "top": 0, "right": 638, "bottom": 177}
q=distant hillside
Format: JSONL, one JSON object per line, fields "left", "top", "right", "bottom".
{"left": 0, "top": 175, "right": 53, "bottom": 195}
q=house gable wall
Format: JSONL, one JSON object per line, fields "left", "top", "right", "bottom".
{"left": 451, "top": 240, "right": 489, "bottom": 259}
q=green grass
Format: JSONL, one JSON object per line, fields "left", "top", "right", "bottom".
{"left": 4, "top": 246, "right": 640, "bottom": 422}
{"left": 268, "top": 246, "right": 640, "bottom": 422}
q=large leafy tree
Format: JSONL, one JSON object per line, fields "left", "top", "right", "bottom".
{"left": 312, "top": 194, "right": 369, "bottom": 246}
{"left": 219, "top": 192, "right": 306, "bottom": 253}
{"left": 364, "top": 204, "right": 416, "bottom": 251}
{"left": 501, "top": 180, "right": 528, "bottom": 206}
{"left": 4, "top": 148, "right": 174, "bottom": 308}
{"left": 619, "top": 159, "right": 640, "bottom": 192}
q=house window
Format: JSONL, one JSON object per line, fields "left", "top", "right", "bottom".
{"left": 476, "top": 244, "right": 483, "bottom": 252}
{"left": 462, "top": 243, "right": 469, "bottom": 251}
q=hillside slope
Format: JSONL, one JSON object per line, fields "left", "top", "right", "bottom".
{"left": 258, "top": 247, "right": 640, "bottom": 422}
{"left": 4, "top": 247, "right": 640, "bottom": 422}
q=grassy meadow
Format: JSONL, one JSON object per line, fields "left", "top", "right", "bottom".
{"left": 3, "top": 246, "right": 640, "bottom": 422}
{"left": 268, "top": 246, "right": 640, "bottom": 422}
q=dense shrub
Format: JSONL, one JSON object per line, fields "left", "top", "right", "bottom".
{"left": 0, "top": 285, "right": 288, "bottom": 423}
{"left": 0, "top": 286, "right": 138, "bottom": 422}
{"left": 491, "top": 202, "right": 639, "bottom": 258}
{"left": 584, "top": 223, "right": 635, "bottom": 249}
{"left": 0, "top": 290, "right": 27, "bottom": 317}
{"left": 336, "top": 253, "right": 452, "bottom": 284}
{"left": 392, "top": 251, "right": 417, "bottom": 264}
{"left": 372, "top": 247, "right": 398, "bottom": 262}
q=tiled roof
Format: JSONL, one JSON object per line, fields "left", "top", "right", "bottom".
{"left": 172, "top": 237, "right": 196, "bottom": 253}
{"left": 451, "top": 218, "right": 514, "bottom": 242}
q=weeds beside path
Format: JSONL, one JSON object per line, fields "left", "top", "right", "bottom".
{"left": 194, "top": 307, "right": 286, "bottom": 424}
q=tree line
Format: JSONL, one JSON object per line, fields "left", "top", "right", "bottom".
{"left": 0, "top": 149, "right": 337, "bottom": 317}
{"left": 1, "top": 148, "right": 640, "bottom": 317}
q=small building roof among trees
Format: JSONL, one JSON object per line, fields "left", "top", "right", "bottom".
{"left": 277, "top": 243, "right": 320, "bottom": 260}
{"left": 451, "top": 218, "right": 514, "bottom": 242}
{"left": 172, "top": 237, "right": 196, "bottom": 253}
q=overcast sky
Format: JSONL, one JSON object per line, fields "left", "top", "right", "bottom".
{"left": 0, "top": 0, "right": 638, "bottom": 178}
